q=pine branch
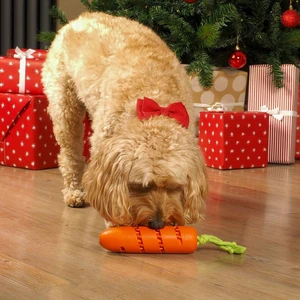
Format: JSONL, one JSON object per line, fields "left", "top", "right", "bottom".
{"left": 36, "top": 31, "right": 56, "bottom": 44}
{"left": 281, "top": 30, "right": 300, "bottom": 50}
{"left": 204, "top": 3, "right": 240, "bottom": 26}
{"left": 197, "top": 23, "right": 222, "bottom": 48}
{"left": 266, "top": 54, "right": 284, "bottom": 88}
{"left": 213, "top": 37, "right": 237, "bottom": 49}
{"left": 49, "top": 6, "right": 68, "bottom": 25}
{"left": 267, "top": 2, "right": 281, "bottom": 45}
{"left": 187, "top": 51, "right": 214, "bottom": 88}
{"left": 149, "top": 6, "right": 196, "bottom": 59}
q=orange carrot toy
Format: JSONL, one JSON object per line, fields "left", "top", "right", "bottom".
{"left": 99, "top": 226, "right": 246, "bottom": 254}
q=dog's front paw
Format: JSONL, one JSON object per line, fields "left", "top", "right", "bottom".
{"left": 63, "top": 188, "right": 86, "bottom": 208}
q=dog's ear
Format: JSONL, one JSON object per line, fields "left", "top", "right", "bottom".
{"left": 183, "top": 150, "right": 208, "bottom": 224}
{"left": 82, "top": 138, "right": 134, "bottom": 225}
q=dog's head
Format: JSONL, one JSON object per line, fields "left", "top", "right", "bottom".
{"left": 83, "top": 117, "right": 207, "bottom": 229}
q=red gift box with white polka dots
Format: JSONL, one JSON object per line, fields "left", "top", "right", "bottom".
{"left": 6, "top": 48, "right": 48, "bottom": 60}
{"left": 0, "top": 93, "right": 59, "bottom": 170}
{"left": 0, "top": 56, "right": 44, "bottom": 94}
{"left": 198, "top": 111, "right": 269, "bottom": 170}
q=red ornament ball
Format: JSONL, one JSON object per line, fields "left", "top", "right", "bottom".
{"left": 281, "top": 9, "right": 299, "bottom": 28}
{"left": 184, "top": 0, "right": 197, "bottom": 3}
{"left": 228, "top": 49, "right": 247, "bottom": 69}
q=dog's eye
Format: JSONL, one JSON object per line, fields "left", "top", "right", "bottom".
{"left": 128, "top": 182, "right": 154, "bottom": 193}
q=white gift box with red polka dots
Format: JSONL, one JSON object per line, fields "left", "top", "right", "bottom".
{"left": 198, "top": 111, "right": 269, "bottom": 170}
{"left": 248, "top": 65, "right": 299, "bottom": 163}
{"left": 0, "top": 93, "right": 59, "bottom": 170}
{"left": 0, "top": 54, "right": 44, "bottom": 95}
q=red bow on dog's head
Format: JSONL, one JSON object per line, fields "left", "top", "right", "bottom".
{"left": 136, "top": 97, "right": 189, "bottom": 128}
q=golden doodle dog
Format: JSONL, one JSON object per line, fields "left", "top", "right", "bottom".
{"left": 42, "top": 12, "right": 207, "bottom": 229}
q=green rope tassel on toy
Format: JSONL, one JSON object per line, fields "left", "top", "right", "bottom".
{"left": 100, "top": 226, "right": 247, "bottom": 254}
{"left": 197, "top": 234, "right": 246, "bottom": 254}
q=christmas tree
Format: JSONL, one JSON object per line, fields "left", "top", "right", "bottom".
{"left": 39, "top": 0, "right": 300, "bottom": 88}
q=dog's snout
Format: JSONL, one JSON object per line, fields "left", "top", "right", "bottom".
{"left": 148, "top": 219, "right": 166, "bottom": 230}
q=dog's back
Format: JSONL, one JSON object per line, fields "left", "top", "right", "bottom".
{"left": 42, "top": 12, "right": 194, "bottom": 122}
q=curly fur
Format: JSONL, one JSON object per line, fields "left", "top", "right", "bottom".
{"left": 42, "top": 12, "right": 208, "bottom": 228}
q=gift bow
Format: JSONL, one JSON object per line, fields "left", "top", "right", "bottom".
{"left": 260, "top": 105, "right": 283, "bottom": 121}
{"left": 206, "top": 102, "right": 226, "bottom": 112}
{"left": 13, "top": 46, "right": 36, "bottom": 93}
{"left": 137, "top": 97, "right": 189, "bottom": 128}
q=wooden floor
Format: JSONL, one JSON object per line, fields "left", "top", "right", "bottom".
{"left": 1, "top": 161, "right": 300, "bottom": 300}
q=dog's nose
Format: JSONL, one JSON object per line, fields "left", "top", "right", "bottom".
{"left": 148, "top": 219, "right": 165, "bottom": 230}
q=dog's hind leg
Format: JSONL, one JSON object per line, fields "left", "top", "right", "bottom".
{"left": 47, "top": 77, "right": 87, "bottom": 207}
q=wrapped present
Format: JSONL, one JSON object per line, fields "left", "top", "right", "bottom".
{"left": 296, "top": 84, "right": 300, "bottom": 159}
{"left": 190, "top": 67, "right": 248, "bottom": 136}
{"left": 7, "top": 47, "right": 48, "bottom": 60}
{"left": 198, "top": 111, "right": 269, "bottom": 170}
{"left": 0, "top": 93, "right": 59, "bottom": 170}
{"left": 0, "top": 47, "right": 44, "bottom": 95}
{"left": 247, "top": 64, "right": 299, "bottom": 164}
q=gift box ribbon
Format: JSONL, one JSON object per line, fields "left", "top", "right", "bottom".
{"left": 206, "top": 102, "right": 225, "bottom": 112}
{"left": 259, "top": 105, "right": 298, "bottom": 121}
{"left": 193, "top": 101, "right": 244, "bottom": 111}
{"left": 13, "top": 47, "right": 36, "bottom": 93}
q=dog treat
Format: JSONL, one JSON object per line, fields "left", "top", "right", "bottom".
{"left": 99, "top": 226, "right": 246, "bottom": 254}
